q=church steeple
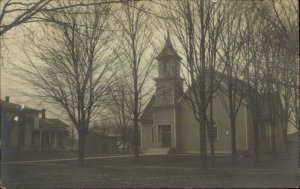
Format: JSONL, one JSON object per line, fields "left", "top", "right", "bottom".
{"left": 155, "top": 33, "right": 183, "bottom": 106}
{"left": 157, "top": 33, "right": 181, "bottom": 61}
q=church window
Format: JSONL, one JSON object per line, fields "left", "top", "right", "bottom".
{"left": 162, "top": 63, "right": 168, "bottom": 76}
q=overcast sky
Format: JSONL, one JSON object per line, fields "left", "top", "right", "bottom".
{"left": 1, "top": 2, "right": 297, "bottom": 133}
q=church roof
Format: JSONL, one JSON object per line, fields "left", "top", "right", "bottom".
{"left": 157, "top": 34, "right": 181, "bottom": 60}
{"left": 139, "top": 95, "right": 156, "bottom": 124}
{"left": 139, "top": 69, "right": 282, "bottom": 123}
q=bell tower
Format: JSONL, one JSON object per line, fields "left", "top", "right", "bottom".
{"left": 155, "top": 34, "right": 183, "bottom": 107}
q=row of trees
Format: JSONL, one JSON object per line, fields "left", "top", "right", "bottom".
{"left": 2, "top": 0, "right": 298, "bottom": 167}
{"left": 8, "top": 0, "right": 156, "bottom": 166}
{"left": 161, "top": 0, "right": 298, "bottom": 168}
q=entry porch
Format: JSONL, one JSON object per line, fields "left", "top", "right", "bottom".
{"left": 142, "top": 124, "right": 177, "bottom": 149}
{"left": 32, "top": 129, "right": 67, "bottom": 151}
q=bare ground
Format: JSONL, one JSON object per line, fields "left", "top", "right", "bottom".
{"left": 1, "top": 153, "right": 299, "bottom": 188}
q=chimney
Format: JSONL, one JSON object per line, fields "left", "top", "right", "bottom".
{"left": 41, "top": 109, "right": 46, "bottom": 119}
{"left": 5, "top": 96, "right": 9, "bottom": 102}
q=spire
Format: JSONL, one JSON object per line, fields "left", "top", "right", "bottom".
{"left": 157, "top": 32, "right": 181, "bottom": 60}
{"left": 166, "top": 29, "right": 171, "bottom": 44}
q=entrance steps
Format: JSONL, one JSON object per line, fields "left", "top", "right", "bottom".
{"left": 144, "top": 147, "right": 170, "bottom": 155}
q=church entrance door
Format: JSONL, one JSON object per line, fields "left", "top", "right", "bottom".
{"left": 160, "top": 125, "right": 171, "bottom": 147}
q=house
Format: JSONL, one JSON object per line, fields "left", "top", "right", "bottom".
{"left": 287, "top": 132, "right": 299, "bottom": 153}
{"left": 1, "top": 97, "right": 68, "bottom": 154}
{"left": 85, "top": 129, "right": 118, "bottom": 155}
{"left": 31, "top": 109, "right": 68, "bottom": 151}
{"left": 1, "top": 96, "right": 40, "bottom": 152}
{"left": 140, "top": 36, "right": 285, "bottom": 155}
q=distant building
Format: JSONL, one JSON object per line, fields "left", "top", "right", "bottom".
{"left": 32, "top": 109, "right": 68, "bottom": 150}
{"left": 287, "top": 132, "right": 299, "bottom": 153}
{"left": 1, "top": 96, "right": 68, "bottom": 153}
{"left": 85, "top": 129, "right": 118, "bottom": 155}
{"left": 140, "top": 36, "right": 285, "bottom": 155}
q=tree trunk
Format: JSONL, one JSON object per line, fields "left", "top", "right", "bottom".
{"left": 199, "top": 112, "right": 208, "bottom": 169}
{"left": 121, "top": 91, "right": 126, "bottom": 154}
{"left": 77, "top": 130, "right": 87, "bottom": 166}
{"left": 133, "top": 90, "right": 140, "bottom": 163}
{"left": 283, "top": 124, "right": 288, "bottom": 157}
{"left": 231, "top": 117, "right": 237, "bottom": 164}
{"left": 283, "top": 110, "right": 289, "bottom": 157}
{"left": 132, "top": 30, "right": 140, "bottom": 163}
{"left": 71, "top": 126, "right": 74, "bottom": 151}
{"left": 209, "top": 99, "right": 215, "bottom": 166}
{"left": 253, "top": 119, "right": 260, "bottom": 163}
{"left": 122, "top": 126, "right": 126, "bottom": 154}
{"left": 199, "top": 0, "right": 207, "bottom": 170}
{"left": 269, "top": 98, "right": 276, "bottom": 160}
{"left": 270, "top": 116, "right": 276, "bottom": 160}
{"left": 133, "top": 120, "right": 139, "bottom": 163}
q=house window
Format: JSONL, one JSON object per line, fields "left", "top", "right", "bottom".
{"left": 26, "top": 117, "right": 34, "bottom": 125}
{"left": 152, "top": 128, "right": 154, "bottom": 142}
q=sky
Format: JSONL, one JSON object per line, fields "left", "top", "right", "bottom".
{"left": 1, "top": 24, "right": 72, "bottom": 121}
{"left": 0, "top": 1, "right": 297, "bottom": 134}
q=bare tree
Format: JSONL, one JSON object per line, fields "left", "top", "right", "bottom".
{"left": 260, "top": 0, "right": 299, "bottom": 151}
{"left": 277, "top": 52, "right": 299, "bottom": 154}
{"left": 243, "top": 0, "right": 298, "bottom": 162}
{"left": 162, "top": 0, "right": 230, "bottom": 168}
{"left": 253, "top": 0, "right": 299, "bottom": 57}
{"left": 218, "top": 1, "right": 252, "bottom": 164}
{"left": 114, "top": 1, "right": 156, "bottom": 163}
{"left": 106, "top": 76, "right": 133, "bottom": 153}
{"left": 0, "top": 0, "right": 145, "bottom": 37}
{"left": 258, "top": 17, "right": 286, "bottom": 159}
{"left": 14, "top": 1, "right": 115, "bottom": 166}
{"left": 270, "top": 28, "right": 299, "bottom": 156}
{"left": 0, "top": 0, "right": 51, "bottom": 36}
{"left": 243, "top": 7, "right": 267, "bottom": 163}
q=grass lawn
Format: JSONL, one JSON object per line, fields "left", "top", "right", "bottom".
{"left": 1, "top": 154, "right": 299, "bottom": 188}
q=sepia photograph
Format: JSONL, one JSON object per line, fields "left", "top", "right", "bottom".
{"left": 0, "top": 0, "right": 299, "bottom": 188}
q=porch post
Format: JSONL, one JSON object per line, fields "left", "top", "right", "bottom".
{"left": 54, "top": 132, "right": 57, "bottom": 149}
{"left": 49, "top": 131, "right": 52, "bottom": 148}
{"left": 140, "top": 125, "right": 143, "bottom": 149}
{"left": 156, "top": 125, "right": 159, "bottom": 147}
{"left": 154, "top": 126, "right": 157, "bottom": 147}
{"left": 173, "top": 107, "right": 177, "bottom": 148}
{"left": 39, "top": 131, "right": 42, "bottom": 150}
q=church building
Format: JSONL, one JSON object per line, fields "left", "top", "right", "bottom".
{"left": 139, "top": 36, "right": 285, "bottom": 155}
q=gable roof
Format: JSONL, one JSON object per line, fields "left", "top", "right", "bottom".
{"left": 39, "top": 118, "right": 69, "bottom": 129}
{"left": 140, "top": 69, "right": 282, "bottom": 123}
{"left": 174, "top": 69, "right": 253, "bottom": 105}
{"left": 0, "top": 100, "right": 40, "bottom": 114}
{"left": 139, "top": 95, "right": 156, "bottom": 124}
